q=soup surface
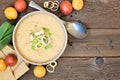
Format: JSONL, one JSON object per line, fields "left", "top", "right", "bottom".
{"left": 14, "top": 12, "right": 65, "bottom": 63}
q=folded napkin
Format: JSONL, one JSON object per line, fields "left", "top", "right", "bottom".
{"left": 0, "top": 45, "right": 30, "bottom": 80}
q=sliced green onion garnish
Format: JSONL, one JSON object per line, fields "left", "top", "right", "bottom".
{"left": 45, "top": 44, "right": 52, "bottom": 50}
{"left": 29, "top": 27, "right": 52, "bottom": 50}
{"left": 42, "top": 27, "right": 52, "bottom": 36}
{"left": 37, "top": 43, "right": 42, "bottom": 48}
{"left": 30, "top": 32, "right": 34, "bottom": 36}
{"left": 46, "top": 32, "right": 52, "bottom": 36}
{"left": 43, "top": 37, "right": 48, "bottom": 44}
{"left": 32, "top": 38, "right": 38, "bottom": 44}
{"left": 30, "top": 45, "right": 35, "bottom": 50}
{"left": 30, "top": 32, "right": 37, "bottom": 39}
{"left": 42, "top": 27, "right": 49, "bottom": 32}
{"left": 44, "top": 35, "right": 49, "bottom": 39}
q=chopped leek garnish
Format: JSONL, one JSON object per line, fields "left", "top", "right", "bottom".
{"left": 29, "top": 27, "right": 52, "bottom": 50}
{"left": 46, "top": 32, "right": 52, "bottom": 36}
{"left": 30, "top": 45, "right": 35, "bottom": 50}
{"left": 42, "top": 27, "right": 49, "bottom": 32}
{"left": 30, "top": 32, "right": 34, "bottom": 35}
{"left": 32, "top": 39, "right": 38, "bottom": 45}
{"left": 37, "top": 43, "right": 42, "bottom": 48}
{"left": 42, "top": 35, "right": 50, "bottom": 44}
{"left": 44, "top": 35, "right": 49, "bottom": 39}
{"left": 42, "top": 27, "right": 52, "bottom": 36}
{"left": 45, "top": 44, "right": 52, "bottom": 50}
{"left": 43, "top": 37, "right": 48, "bottom": 44}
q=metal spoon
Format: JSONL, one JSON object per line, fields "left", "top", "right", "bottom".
{"left": 29, "top": 1, "right": 88, "bottom": 39}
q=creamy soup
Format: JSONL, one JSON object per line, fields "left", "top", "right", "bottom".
{"left": 14, "top": 12, "right": 66, "bottom": 64}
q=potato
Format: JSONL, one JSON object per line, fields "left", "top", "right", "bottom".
{"left": 72, "top": 0, "right": 84, "bottom": 10}
{"left": 60, "top": 1, "right": 73, "bottom": 15}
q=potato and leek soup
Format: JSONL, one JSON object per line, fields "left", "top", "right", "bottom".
{"left": 14, "top": 12, "right": 65, "bottom": 63}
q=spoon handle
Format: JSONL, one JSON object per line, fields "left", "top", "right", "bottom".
{"left": 29, "top": 1, "right": 46, "bottom": 12}
{"left": 29, "top": 1, "right": 67, "bottom": 23}
{"left": 29, "top": 1, "right": 79, "bottom": 37}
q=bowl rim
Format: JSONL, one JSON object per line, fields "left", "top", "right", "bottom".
{"left": 12, "top": 11, "right": 68, "bottom": 65}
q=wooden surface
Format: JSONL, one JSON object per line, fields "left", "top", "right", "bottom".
{"left": 20, "top": 58, "right": 120, "bottom": 80}
{"left": 0, "top": 0, "right": 120, "bottom": 80}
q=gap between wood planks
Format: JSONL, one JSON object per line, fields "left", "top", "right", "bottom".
{"left": 19, "top": 57, "right": 120, "bottom": 80}
{"left": 62, "top": 29, "right": 120, "bottom": 57}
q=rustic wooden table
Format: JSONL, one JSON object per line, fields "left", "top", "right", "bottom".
{"left": 0, "top": 0, "right": 120, "bottom": 80}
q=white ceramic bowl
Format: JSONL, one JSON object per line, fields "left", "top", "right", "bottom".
{"left": 13, "top": 11, "right": 68, "bottom": 65}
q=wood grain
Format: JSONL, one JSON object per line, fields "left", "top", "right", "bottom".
{"left": 0, "top": 0, "right": 120, "bottom": 80}
{"left": 19, "top": 58, "right": 120, "bottom": 80}
{"left": 0, "top": 0, "right": 120, "bottom": 29}
{"left": 63, "top": 29, "right": 120, "bottom": 57}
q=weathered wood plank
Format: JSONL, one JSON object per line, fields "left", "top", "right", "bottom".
{"left": 62, "top": 29, "right": 120, "bottom": 57}
{"left": 65, "top": 0, "right": 120, "bottom": 29}
{"left": 19, "top": 58, "right": 120, "bottom": 80}
{"left": 0, "top": 0, "right": 119, "bottom": 57}
{"left": 0, "top": 0, "right": 120, "bottom": 80}
{"left": 0, "top": 0, "right": 120, "bottom": 29}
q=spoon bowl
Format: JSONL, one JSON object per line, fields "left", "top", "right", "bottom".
{"left": 64, "top": 21, "right": 87, "bottom": 39}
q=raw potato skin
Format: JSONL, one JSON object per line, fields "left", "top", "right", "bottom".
{"left": 72, "top": 0, "right": 84, "bottom": 10}
{"left": 14, "top": 0, "right": 27, "bottom": 12}
{"left": 60, "top": 1, "right": 73, "bottom": 15}
{"left": 5, "top": 54, "right": 17, "bottom": 66}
